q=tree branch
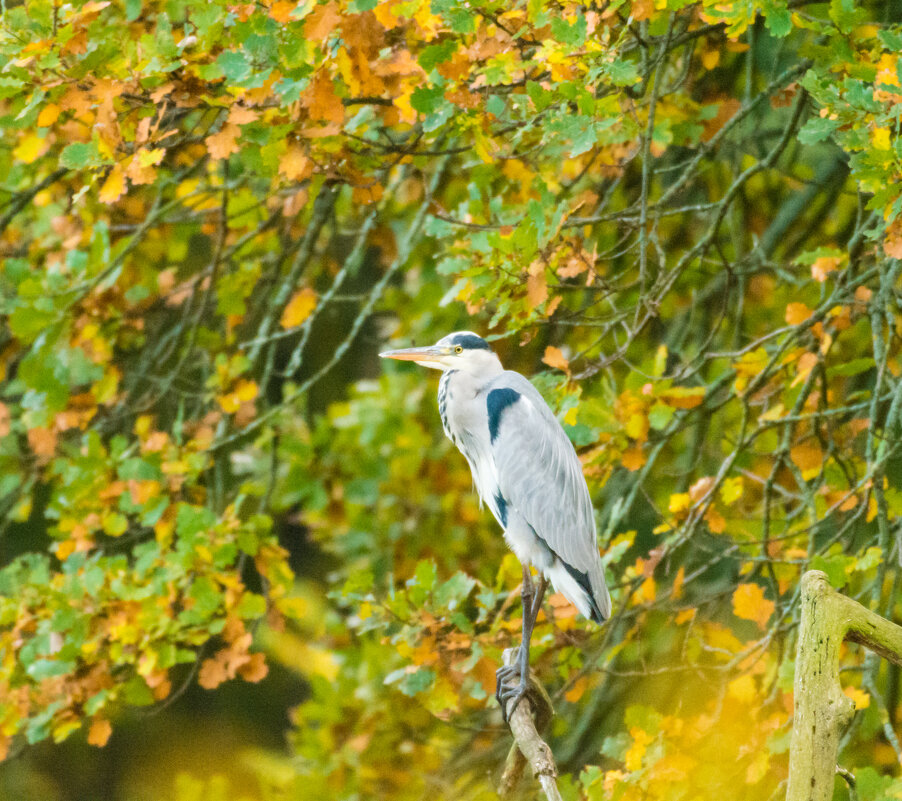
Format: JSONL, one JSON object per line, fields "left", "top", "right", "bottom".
{"left": 787, "top": 570, "right": 902, "bottom": 801}
{"left": 498, "top": 648, "right": 562, "bottom": 801}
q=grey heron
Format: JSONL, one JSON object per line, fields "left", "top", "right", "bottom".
{"left": 380, "top": 331, "right": 611, "bottom": 719}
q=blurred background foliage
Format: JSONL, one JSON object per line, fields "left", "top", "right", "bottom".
{"left": 1, "top": 0, "right": 902, "bottom": 797}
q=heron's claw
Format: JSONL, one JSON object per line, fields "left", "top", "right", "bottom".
{"left": 495, "top": 659, "right": 529, "bottom": 723}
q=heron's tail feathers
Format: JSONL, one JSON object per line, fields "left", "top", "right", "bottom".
{"left": 546, "top": 558, "right": 611, "bottom": 624}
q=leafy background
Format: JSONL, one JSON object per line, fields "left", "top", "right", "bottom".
{"left": 1, "top": 0, "right": 901, "bottom": 798}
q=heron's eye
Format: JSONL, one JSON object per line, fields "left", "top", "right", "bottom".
{"left": 454, "top": 346, "right": 463, "bottom": 354}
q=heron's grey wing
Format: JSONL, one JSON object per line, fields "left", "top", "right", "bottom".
{"left": 486, "top": 372, "right": 599, "bottom": 574}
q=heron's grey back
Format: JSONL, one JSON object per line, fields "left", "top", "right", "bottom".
{"left": 486, "top": 371, "right": 611, "bottom": 618}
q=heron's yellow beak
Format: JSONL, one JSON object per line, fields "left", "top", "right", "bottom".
{"left": 379, "top": 345, "right": 448, "bottom": 369}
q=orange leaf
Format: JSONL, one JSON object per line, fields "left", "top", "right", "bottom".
{"left": 87, "top": 718, "right": 113, "bottom": 748}
{"left": 564, "top": 675, "right": 589, "bottom": 703}
{"left": 659, "top": 386, "right": 705, "bottom": 409}
{"left": 884, "top": 221, "right": 902, "bottom": 259}
{"left": 785, "top": 302, "right": 813, "bottom": 326}
{"left": 305, "top": 0, "right": 341, "bottom": 40}
{"left": 621, "top": 445, "right": 645, "bottom": 471}
{"left": 27, "top": 426, "right": 57, "bottom": 458}
{"left": 198, "top": 655, "right": 229, "bottom": 689}
{"left": 37, "top": 103, "right": 61, "bottom": 127}
{"left": 269, "top": 0, "right": 296, "bottom": 22}
{"left": 732, "top": 583, "right": 775, "bottom": 630}
{"left": 205, "top": 123, "right": 241, "bottom": 160}
{"left": 228, "top": 106, "right": 259, "bottom": 125}
{"left": 541, "top": 346, "right": 569, "bottom": 372}
{"left": 527, "top": 269, "right": 548, "bottom": 307}
{"left": 280, "top": 287, "right": 317, "bottom": 328}
{"left": 790, "top": 440, "right": 823, "bottom": 480}
{"left": 280, "top": 146, "right": 313, "bottom": 181}
{"left": 99, "top": 165, "right": 126, "bottom": 204}
{"left": 303, "top": 71, "right": 344, "bottom": 124}
{"left": 238, "top": 651, "right": 269, "bottom": 682}
{"left": 705, "top": 506, "right": 726, "bottom": 534}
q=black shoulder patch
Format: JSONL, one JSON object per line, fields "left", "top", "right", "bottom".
{"left": 451, "top": 333, "right": 490, "bottom": 350}
{"left": 486, "top": 387, "right": 520, "bottom": 443}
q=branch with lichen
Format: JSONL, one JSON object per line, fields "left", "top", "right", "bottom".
{"left": 787, "top": 570, "right": 902, "bottom": 801}
{"left": 498, "top": 648, "right": 562, "bottom": 801}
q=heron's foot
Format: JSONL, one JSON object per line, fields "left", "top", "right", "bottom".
{"left": 495, "top": 658, "right": 529, "bottom": 723}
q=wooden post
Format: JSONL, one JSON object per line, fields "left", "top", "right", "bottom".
{"left": 787, "top": 570, "right": 902, "bottom": 801}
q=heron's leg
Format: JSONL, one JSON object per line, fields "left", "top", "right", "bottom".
{"left": 496, "top": 567, "right": 547, "bottom": 722}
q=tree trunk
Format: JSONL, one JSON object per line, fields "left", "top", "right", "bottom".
{"left": 787, "top": 570, "right": 902, "bottom": 801}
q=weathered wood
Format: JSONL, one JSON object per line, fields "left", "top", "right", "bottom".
{"left": 787, "top": 570, "right": 902, "bottom": 801}
{"left": 498, "top": 648, "right": 561, "bottom": 801}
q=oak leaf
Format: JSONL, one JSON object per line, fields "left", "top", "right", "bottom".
{"left": 305, "top": 1, "right": 341, "bottom": 40}
{"left": 279, "top": 146, "right": 313, "bottom": 181}
{"left": 303, "top": 71, "right": 344, "bottom": 124}
{"left": 205, "top": 123, "right": 241, "bottom": 160}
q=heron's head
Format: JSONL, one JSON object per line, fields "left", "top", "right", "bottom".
{"left": 380, "top": 331, "right": 502, "bottom": 374}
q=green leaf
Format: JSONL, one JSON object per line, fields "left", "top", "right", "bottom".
{"left": 797, "top": 115, "right": 840, "bottom": 145}
{"left": 418, "top": 40, "right": 456, "bottom": 72}
{"left": 217, "top": 50, "right": 252, "bottom": 83}
{"left": 59, "top": 141, "right": 105, "bottom": 169}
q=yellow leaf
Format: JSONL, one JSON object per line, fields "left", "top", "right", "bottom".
{"left": 720, "top": 476, "right": 743, "bottom": 505}
{"left": 872, "top": 127, "right": 891, "bottom": 151}
{"left": 541, "top": 345, "right": 569, "bottom": 372}
{"left": 280, "top": 287, "right": 317, "bottom": 328}
{"left": 790, "top": 440, "right": 824, "bottom": 480}
{"left": 624, "top": 727, "right": 652, "bottom": 771}
{"left": 785, "top": 302, "right": 813, "bottom": 326}
{"left": 137, "top": 147, "right": 165, "bottom": 167}
{"left": 13, "top": 132, "right": 49, "bottom": 164}
{"left": 234, "top": 379, "right": 258, "bottom": 402}
{"left": 87, "top": 718, "right": 112, "bottom": 748}
{"left": 672, "top": 566, "right": 685, "bottom": 599}
{"left": 732, "top": 583, "right": 775, "bottom": 630}
{"left": 844, "top": 685, "right": 870, "bottom": 709}
{"left": 668, "top": 492, "right": 691, "bottom": 514}
{"left": 727, "top": 674, "right": 757, "bottom": 704}
{"left": 37, "top": 103, "right": 61, "bottom": 127}
{"left": 98, "top": 165, "right": 126, "bottom": 204}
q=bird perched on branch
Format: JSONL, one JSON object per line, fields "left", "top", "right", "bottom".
{"left": 380, "top": 331, "right": 611, "bottom": 720}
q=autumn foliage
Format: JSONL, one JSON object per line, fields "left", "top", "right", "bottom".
{"left": 1, "top": 0, "right": 901, "bottom": 797}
